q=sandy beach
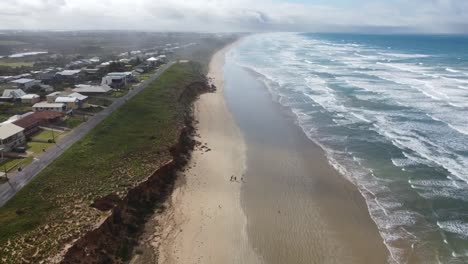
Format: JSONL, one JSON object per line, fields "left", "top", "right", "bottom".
{"left": 131, "top": 41, "right": 262, "bottom": 264}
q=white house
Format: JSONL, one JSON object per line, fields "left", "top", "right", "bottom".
{"left": 55, "top": 97, "right": 80, "bottom": 110}
{"left": 0, "top": 123, "right": 26, "bottom": 152}
{"left": 101, "top": 72, "right": 133, "bottom": 89}
{"left": 33, "top": 102, "right": 67, "bottom": 113}
{"left": 72, "top": 84, "right": 112, "bottom": 94}
{"left": 20, "top": 94, "right": 41, "bottom": 104}
{"left": 1, "top": 89, "right": 26, "bottom": 100}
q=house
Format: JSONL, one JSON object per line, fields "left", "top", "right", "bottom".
{"left": 67, "top": 92, "right": 88, "bottom": 108}
{"left": 55, "top": 97, "right": 79, "bottom": 110}
{"left": 37, "top": 72, "right": 56, "bottom": 85}
{"left": 72, "top": 84, "right": 112, "bottom": 95}
{"left": 1, "top": 89, "right": 26, "bottom": 101}
{"left": 10, "top": 78, "right": 38, "bottom": 90}
{"left": 13, "top": 111, "right": 65, "bottom": 137}
{"left": 157, "top": 55, "right": 167, "bottom": 63}
{"left": 146, "top": 57, "right": 159, "bottom": 67}
{"left": 20, "top": 94, "right": 41, "bottom": 104}
{"left": 40, "top": 84, "right": 54, "bottom": 93}
{"left": 89, "top": 57, "right": 100, "bottom": 63}
{"left": 134, "top": 68, "right": 145, "bottom": 74}
{"left": 0, "top": 123, "right": 26, "bottom": 152}
{"left": 101, "top": 72, "right": 134, "bottom": 89}
{"left": 33, "top": 102, "right": 67, "bottom": 113}
{"left": 46, "top": 91, "right": 63, "bottom": 103}
{"left": 55, "top": 70, "right": 82, "bottom": 82}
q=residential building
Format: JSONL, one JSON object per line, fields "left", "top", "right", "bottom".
{"left": 13, "top": 111, "right": 65, "bottom": 137}
{"left": 20, "top": 94, "right": 41, "bottom": 104}
{"left": 72, "top": 84, "right": 112, "bottom": 95}
{"left": 1, "top": 89, "right": 26, "bottom": 101}
{"left": 55, "top": 70, "right": 82, "bottom": 82}
{"left": 37, "top": 72, "right": 56, "bottom": 85}
{"left": 10, "top": 78, "right": 38, "bottom": 90}
{"left": 67, "top": 92, "right": 88, "bottom": 108}
{"left": 55, "top": 97, "right": 79, "bottom": 110}
{"left": 0, "top": 123, "right": 26, "bottom": 152}
{"left": 33, "top": 102, "right": 67, "bottom": 113}
{"left": 46, "top": 91, "right": 63, "bottom": 103}
{"left": 101, "top": 72, "right": 134, "bottom": 89}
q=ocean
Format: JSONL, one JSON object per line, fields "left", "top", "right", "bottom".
{"left": 227, "top": 33, "right": 468, "bottom": 264}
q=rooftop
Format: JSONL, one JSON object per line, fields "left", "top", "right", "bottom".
{"left": 68, "top": 92, "right": 88, "bottom": 101}
{"left": 0, "top": 123, "right": 24, "bottom": 140}
{"left": 2, "top": 89, "right": 26, "bottom": 99}
{"left": 55, "top": 97, "right": 79, "bottom": 103}
{"left": 33, "top": 102, "right": 65, "bottom": 108}
{"left": 73, "top": 84, "right": 112, "bottom": 93}
{"left": 11, "top": 78, "right": 35, "bottom": 84}
{"left": 13, "top": 111, "right": 65, "bottom": 129}
{"left": 21, "top": 94, "right": 40, "bottom": 99}
{"left": 56, "top": 70, "right": 82, "bottom": 76}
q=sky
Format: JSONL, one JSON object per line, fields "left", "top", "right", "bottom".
{"left": 0, "top": 0, "right": 467, "bottom": 33}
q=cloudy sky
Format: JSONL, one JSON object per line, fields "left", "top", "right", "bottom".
{"left": 0, "top": 0, "right": 467, "bottom": 33}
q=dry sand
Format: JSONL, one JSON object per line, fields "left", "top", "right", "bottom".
{"left": 136, "top": 41, "right": 262, "bottom": 264}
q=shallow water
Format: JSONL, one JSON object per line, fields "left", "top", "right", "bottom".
{"left": 224, "top": 62, "right": 388, "bottom": 264}
{"left": 226, "top": 33, "right": 468, "bottom": 264}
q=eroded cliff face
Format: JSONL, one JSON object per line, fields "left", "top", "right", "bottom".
{"left": 61, "top": 80, "right": 214, "bottom": 264}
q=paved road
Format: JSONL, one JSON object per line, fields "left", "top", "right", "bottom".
{"left": 0, "top": 62, "right": 175, "bottom": 206}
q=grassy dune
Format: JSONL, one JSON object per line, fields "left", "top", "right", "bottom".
{"left": 0, "top": 62, "right": 205, "bottom": 262}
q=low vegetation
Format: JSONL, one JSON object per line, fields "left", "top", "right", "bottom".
{"left": 87, "top": 97, "right": 113, "bottom": 107}
{"left": 0, "top": 62, "right": 207, "bottom": 263}
{"left": 0, "top": 60, "right": 34, "bottom": 68}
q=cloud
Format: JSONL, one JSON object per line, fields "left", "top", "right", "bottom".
{"left": 0, "top": 0, "right": 467, "bottom": 33}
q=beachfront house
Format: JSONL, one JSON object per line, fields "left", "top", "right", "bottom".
{"left": 32, "top": 102, "right": 67, "bottom": 113}
{"left": 72, "top": 84, "right": 112, "bottom": 95}
{"left": 20, "top": 94, "right": 41, "bottom": 105}
{"left": 0, "top": 123, "right": 26, "bottom": 152}
{"left": 101, "top": 72, "right": 134, "bottom": 89}
{"left": 10, "top": 78, "right": 38, "bottom": 90}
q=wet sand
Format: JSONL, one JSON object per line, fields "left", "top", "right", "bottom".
{"left": 223, "top": 61, "right": 389, "bottom": 264}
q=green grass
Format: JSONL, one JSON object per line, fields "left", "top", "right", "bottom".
{"left": 0, "top": 60, "right": 34, "bottom": 68}
{"left": 64, "top": 116, "right": 85, "bottom": 128}
{"left": 0, "top": 62, "right": 205, "bottom": 261}
{"left": 87, "top": 97, "right": 113, "bottom": 107}
{"left": 27, "top": 142, "right": 53, "bottom": 154}
{"left": 32, "top": 130, "right": 61, "bottom": 142}
{"left": 111, "top": 91, "right": 127, "bottom": 98}
{"left": 0, "top": 157, "right": 34, "bottom": 173}
{"left": 0, "top": 159, "right": 21, "bottom": 172}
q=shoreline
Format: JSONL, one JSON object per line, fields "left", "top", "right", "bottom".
{"left": 132, "top": 40, "right": 262, "bottom": 264}
{"left": 224, "top": 59, "right": 389, "bottom": 263}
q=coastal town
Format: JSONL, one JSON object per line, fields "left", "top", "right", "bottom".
{"left": 0, "top": 30, "right": 235, "bottom": 263}
{"left": 0, "top": 31, "right": 197, "bottom": 183}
